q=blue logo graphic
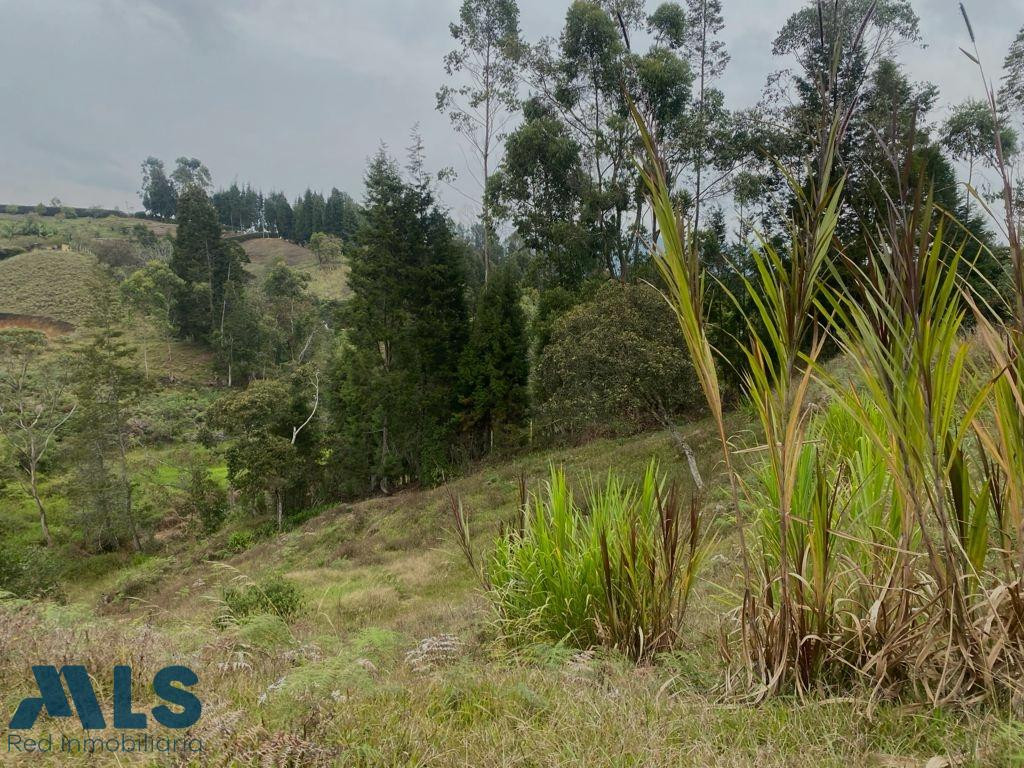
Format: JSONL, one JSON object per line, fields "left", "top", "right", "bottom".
{"left": 9, "top": 665, "right": 201, "bottom": 730}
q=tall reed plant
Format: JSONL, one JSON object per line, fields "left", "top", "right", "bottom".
{"left": 635, "top": 64, "right": 1024, "bottom": 706}
{"left": 454, "top": 462, "right": 710, "bottom": 662}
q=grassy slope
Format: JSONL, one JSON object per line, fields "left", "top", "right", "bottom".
{"left": 0, "top": 220, "right": 221, "bottom": 556}
{"left": 0, "top": 213, "right": 171, "bottom": 250}
{"left": 3, "top": 416, "right": 1021, "bottom": 766}
{"left": 0, "top": 216, "right": 1018, "bottom": 766}
{"left": 241, "top": 237, "right": 350, "bottom": 301}
{"left": 0, "top": 249, "right": 105, "bottom": 325}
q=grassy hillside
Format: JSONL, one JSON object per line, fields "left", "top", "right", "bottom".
{"left": 0, "top": 215, "right": 1018, "bottom": 767}
{"left": 241, "top": 237, "right": 350, "bottom": 301}
{"left": 2, "top": 417, "right": 1021, "bottom": 766}
{"left": 0, "top": 212, "right": 168, "bottom": 253}
{"left": 241, "top": 236, "right": 315, "bottom": 272}
{"left": 0, "top": 249, "right": 105, "bottom": 325}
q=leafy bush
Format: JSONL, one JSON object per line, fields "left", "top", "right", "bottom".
{"left": 178, "top": 464, "right": 229, "bottom": 533}
{"left": 0, "top": 217, "right": 56, "bottom": 238}
{"left": 533, "top": 281, "right": 699, "bottom": 438}
{"left": 233, "top": 613, "right": 294, "bottom": 650}
{"left": 218, "top": 575, "right": 303, "bottom": 626}
{"left": 464, "top": 462, "right": 710, "bottom": 661}
{"left": 224, "top": 530, "right": 255, "bottom": 554}
{"left": 130, "top": 391, "right": 216, "bottom": 444}
{"left": 89, "top": 238, "right": 142, "bottom": 269}
{"left": 109, "top": 556, "right": 173, "bottom": 602}
{"left": 0, "top": 542, "right": 65, "bottom": 600}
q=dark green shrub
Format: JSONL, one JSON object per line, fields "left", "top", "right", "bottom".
{"left": 224, "top": 530, "right": 255, "bottom": 554}
{"left": 533, "top": 281, "right": 699, "bottom": 437}
{"left": 179, "top": 464, "right": 229, "bottom": 533}
{"left": 132, "top": 391, "right": 216, "bottom": 445}
{"left": 218, "top": 575, "right": 303, "bottom": 626}
{"left": 530, "top": 286, "right": 577, "bottom": 353}
{"left": 0, "top": 542, "right": 66, "bottom": 600}
{"left": 109, "top": 556, "right": 172, "bottom": 602}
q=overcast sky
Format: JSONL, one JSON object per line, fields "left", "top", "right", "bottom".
{"left": 0, "top": 0, "right": 1021, "bottom": 225}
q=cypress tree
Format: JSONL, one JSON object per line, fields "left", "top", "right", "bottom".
{"left": 293, "top": 191, "right": 310, "bottom": 243}
{"left": 170, "top": 185, "right": 246, "bottom": 340}
{"left": 67, "top": 328, "right": 148, "bottom": 552}
{"left": 324, "top": 188, "right": 363, "bottom": 242}
{"left": 457, "top": 264, "right": 529, "bottom": 450}
{"left": 332, "top": 148, "right": 468, "bottom": 494}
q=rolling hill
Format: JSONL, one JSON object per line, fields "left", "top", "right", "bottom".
{"left": 2, "top": 415, "right": 1018, "bottom": 766}
{"left": 0, "top": 248, "right": 105, "bottom": 326}
{"left": 241, "top": 236, "right": 350, "bottom": 301}
{"left": 2, "top": 217, "right": 1013, "bottom": 768}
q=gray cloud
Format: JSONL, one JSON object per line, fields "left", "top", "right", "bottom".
{"left": 0, "top": 0, "right": 1021, "bottom": 221}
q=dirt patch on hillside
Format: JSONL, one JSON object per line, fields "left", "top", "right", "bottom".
{"left": 0, "top": 312, "right": 74, "bottom": 336}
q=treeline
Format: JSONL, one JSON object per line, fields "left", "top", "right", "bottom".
{"left": 76, "top": 0, "right": 1024, "bottom": 518}
{"left": 191, "top": 145, "right": 529, "bottom": 503}
{"left": 210, "top": 184, "right": 363, "bottom": 245}
{"left": 1, "top": 202, "right": 125, "bottom": 219}
{"left": 139, "top": 157, "right": 363, "bottom": 245}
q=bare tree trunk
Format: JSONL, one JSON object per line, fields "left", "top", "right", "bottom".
{"left": 29, "top": 463, "right": 53, "bottom": 547}
{"left": 204, "top": 240, "right": 216, "bottom": 331}
{"left": 483, "top": 73, "right": 492, "bottom": 283}
{"left": 117, "top": 432, "right": 142, "bottom": 552}
{"left": 379, "top": 418, "right": 390, "bottom": 495}
{"left": 125, "top": 475, "right": 141, "bottom": 552}
{"left": 655, "top": 405, "right": 705, "bottom": 492}
{"left": 693, "top": 7, "right": 708, "bottom": 239}
{"left": 220, "top": 259, "right": 232, "bottom": 335}
{"left": 276, "top": 490, "right": 283, "bottom": 531}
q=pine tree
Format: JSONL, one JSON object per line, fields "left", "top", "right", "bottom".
{"left": 292, "top": 189, "right": 327, "bottom": 243}
{"left": 332, "top": 147, "right": 468, "bottom": 494}
{"left": 67, "top": 329, "right": 147, "bottom": 552}
{"left": 293, "top": 192, "right": 310, "bottom": 243}
{"left": 457, "top": 263, "right": 529, "bottom": 450}
{"left": 324, "top": 188, "right": 363, "bottom": 242}
{"left": 170, "top": 186, "right": 247, "bottom": 340}
{"left": 265, "top": 192, "right": 294, "bottom": 240}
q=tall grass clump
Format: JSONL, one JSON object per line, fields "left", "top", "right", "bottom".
{"left": 634, "top": 82, "right": 846, "bottom": 695}
{"left": 216, "top": 573, "right": 304, "bottom": 628}
{"left": 633, "top": 1, "right": 1024, "bottom": 706}
{"left": 454, "top": 462, "right": 710, "bottom": 662}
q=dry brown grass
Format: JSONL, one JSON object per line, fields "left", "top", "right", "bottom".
{"left": 0, "top": 249, "right": 104, "bottom": 325}
{"left": 2, "top": 421, "right": 1020, "bottom": 766}
{"left": 0, "top": 313, "right": 74, "bottom": 336}
{"left": 240, "top": 237, "right": 350, "bottom": 301}
{"left": 240, "top": 238, "right": 315, "bottom": 273}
